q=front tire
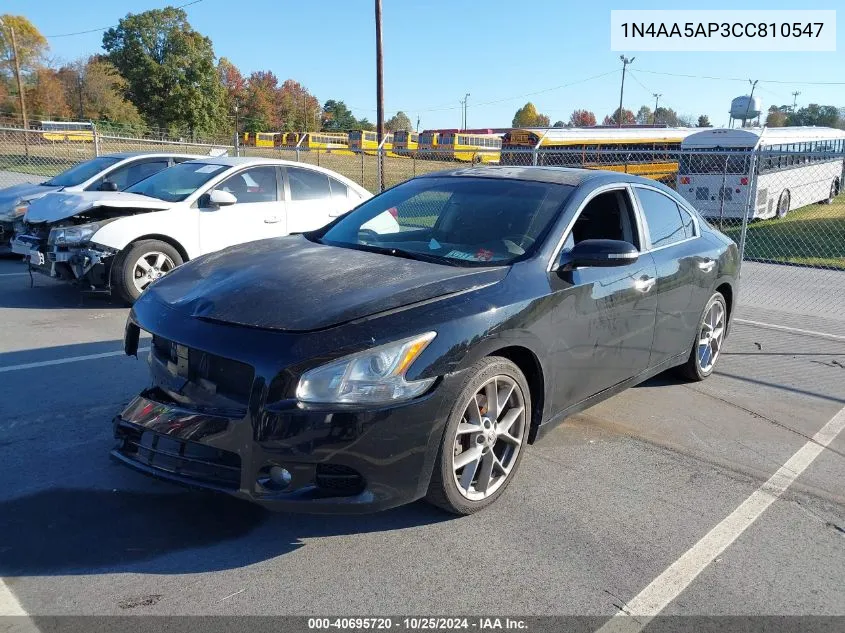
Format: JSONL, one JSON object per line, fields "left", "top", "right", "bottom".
{"left": 426, "top": 357, "right": 530, "bottom": 515}
{"left": 677, "top": 292, "right": 727, "bottom": 382}
{"left": 112, "top": 239, "right": 182, "bottom": 305}
{"left": 776, "top": 190, "right": 790, "bottom": 218}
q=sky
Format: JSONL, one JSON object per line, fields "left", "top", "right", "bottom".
{"left": 4, "top": 0, "right": 843, "bottom": 129}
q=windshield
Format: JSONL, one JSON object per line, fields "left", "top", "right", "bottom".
{"left": 44, "top": 156, "right": 122, "bottom": 187}
{"left": 318, "top": 176, "right": 573, "bottom": 266}
{"left": 125, "top": 162, "right": 227, "bottom": 202}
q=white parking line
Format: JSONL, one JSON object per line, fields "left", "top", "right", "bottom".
{"left": 0, "top": 347, "right": 149, "bottom": 374}
{"left": 596, "top": 404, "right": 845, "bottom": 633}
{"left": 0, "top": 577, "right": 27, "bottom": 616}
{"left": 734, "top": 318, "right": 845, "bottom": 343}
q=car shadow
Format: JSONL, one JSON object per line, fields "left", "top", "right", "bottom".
{"left": 0, "top": 488, "right": 452, "bottom": 577}
{"left": 0, "top": 275, "right": 125, "bottom": 309}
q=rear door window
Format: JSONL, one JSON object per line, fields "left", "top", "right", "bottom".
{"left": 635, "top": 188, "right": 689, "bottom": 249}
{"left": 288, "top": 167, "right": 331, "bottom": 201}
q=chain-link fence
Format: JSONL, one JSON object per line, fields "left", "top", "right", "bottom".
{"left": 1, "top": 126, "right": 842, "bottom": 325}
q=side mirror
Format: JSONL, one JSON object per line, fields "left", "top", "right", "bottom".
{"left": 208, "top": 189, "right": 237, "bottom": 207}
{"left": 99, "top": 180, "right": 119, "bottom": 192}
{"left": 560, "top": 239, "right": 639, "bottom": 269}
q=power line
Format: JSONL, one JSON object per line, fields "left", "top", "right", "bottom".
{"left": 636, "top": 67, "right": 845, "bottom": 86}
{"left": 44, "top": 0, "right": 205, "bottom": 38}
{"left": 627, "top": 70, "right": 653, "bottom": 96}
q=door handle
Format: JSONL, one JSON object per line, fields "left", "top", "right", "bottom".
{"left": 635, "top": 275, "right": 656, "bottom": 292}
{"left": 264, "top": 216, "right": 281, "bottom": 224}
{"left": 698, "top": 258, "right": 716, "bottom": 272}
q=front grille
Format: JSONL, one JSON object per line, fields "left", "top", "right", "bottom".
{"left": 116, "top": 424, "right": 241, "bottom": 490}
{"left": 695, "top": 187, "right": 709, "bottom": 200}
{"left": 151, "top": 335, "right": 254, "bottom": 404}
{"left": 315, "top": 463, "right": 365, "bottom": 495}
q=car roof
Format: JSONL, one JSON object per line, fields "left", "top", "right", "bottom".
{"left": 104, "top": 151, "right": 206, "bottom": 159}
{"left": 415, "top": 165, "right": 657, "bottom": 187}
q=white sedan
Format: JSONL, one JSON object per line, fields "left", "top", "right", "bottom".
{"left": 13, "top": 157, "right": 377, "bottom": 303}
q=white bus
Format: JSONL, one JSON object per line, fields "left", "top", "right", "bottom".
{"left": 677, "top": 127, "right": 845, "bottom": 220}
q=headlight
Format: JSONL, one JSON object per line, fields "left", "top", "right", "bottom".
{"left": 296, "top": 332, "right": 437, "bottom": 404}
{"left": 0, "top": 200, "right": 27, "bottom": 221}
{"left": 48, "top": 223, "right": 100, "bottom": 246}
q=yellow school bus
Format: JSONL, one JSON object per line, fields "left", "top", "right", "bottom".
{"left": 393, "top": 131, "right": 419, "bottom": 156}
{"left": 41, "top": 121, "right": 94, "bottom": 142}
{"left": 500, "top": 127, "right": 697, "bottom": 181}
{"left": 418, "top": 131, "right": 440, "bottom": 153}
{"left": 349, "top": 130, "right": 393, "bottom": 155}
{"left": 436, "top": 132, "right": 502, "bottom": 163}
{"left": 243, "top": 132, "right": 279, "bottom": 147}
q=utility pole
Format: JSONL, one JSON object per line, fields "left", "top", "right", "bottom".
{"left": 416, "top": 115, "right": 420, "bottom": 132}
{"left": 375, "top": 0, "right": 385, "bottom": 191}
{"left": 652, "top": 93, "right": 662, "bottom": 125}
{"left": 233, "top": 102, "right": 240, "bottom": 156}
{"left": 617, "top": 55, "right": 635, "bottom": 128}
{"left": 461, "top": 93, "right": 470, "bottom": 130}
{"left": 1, "top": 19, "right": 30, "bottom": 159}
{"left": 791, "top": 91, "right": 801, "bottom": 113}
{"left": 744, "top": 79, "right": 758, "bottom": 127}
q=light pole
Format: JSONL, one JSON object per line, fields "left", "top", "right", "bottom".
{"left": 233, "top": 102, "right": 240, "bottom": 156}
{"left": 744, "top": 79, "right": 758, "bottom": 127}
{"left": 0, "top": 18, "right": 30, "bottom": 158}
{"left": 617, "top": 55, "right": 634, "bottom": 128}
{"left": 375, "top": 0, "right": 385, "bottom": 191}
{"left": 652, "top": 93, "right": 662, "bottom": 125}
{"left": 462, "top": 93, "right": 470, "bottom": 130}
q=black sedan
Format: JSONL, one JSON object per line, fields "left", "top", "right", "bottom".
{"left": 115, "top": 167, "right": 739, "bottom": 515}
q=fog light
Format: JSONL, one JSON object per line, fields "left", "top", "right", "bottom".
{"left": 257, "top": 464, "right": 292, "bottom": 491}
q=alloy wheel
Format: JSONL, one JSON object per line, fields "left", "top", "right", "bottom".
{"left": 132, "top": 251, "right": 175, "bottom": 294}
{"left": 451, "top": 375, "right": 526, "bottom": 501}
{"left": 697, "top": 300, "right": 725, "bottom": 373}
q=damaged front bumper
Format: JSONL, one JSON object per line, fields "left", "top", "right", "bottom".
{"left": 11, "top": 235, "right": 116, "bottom": 288}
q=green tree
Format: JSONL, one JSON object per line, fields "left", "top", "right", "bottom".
{"left": 102, "top": 7, "right": 226, "bottom": 136}
{"left": 653, "top": 106, "right": 680, "bottom": 126}
{"left": 0, "top": 14, "right": 48, "bottom": 77}
{"left": 322, "top": 99, "right": 359, "bottom": 131}
{"left": 569, "top": 109, "right": 596, "bottom": 127}
{"left": 697, "top": 114, "right": 712, "bottom": 127}
{"left": 552, "top": 120, "right": 565, "bottom": 128}
{"left": 602, "top": 108, "right": 635, "bottom": 126}
{"left": 787, "top": 104, "right": 840, "bottom": 127}
{"left": 385, "top": 110, "right": 413, "bottom": 132}
{"left": 357, "top": 117, "right": 375, "bottom": 131}
{"left": 512, "top": 102, "right": 550, "bottom": 127}
{"left": 635, "top": 105, "right": 652, "bottom": 125}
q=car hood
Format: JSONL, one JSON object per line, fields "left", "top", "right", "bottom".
{"left": 142, "top": 235, "right": 508, "bottom": 332}
{"left": 25, "top": 191, "right": 174, "bottom": 224}
{"left": 0, "top": 183, "right": 58, "bottom": 213}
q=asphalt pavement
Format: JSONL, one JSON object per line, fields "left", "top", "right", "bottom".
{"left": 0, "top": 256, "right": 843, "bottom": 625}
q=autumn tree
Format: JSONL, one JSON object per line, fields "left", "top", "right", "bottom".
{"left": 385, "top": 111, "right": 413, "bottom": 132}
{"left": 602, "top": 108, "right": 635, "bottom": 126}
{"left": 765, "top": 106, "right": 787, "bottom": 127}
{"left": 512, "top": 102, "right": 551, "bottom": 127}
{"left": 103, "top": 7, "right": 226, "bottom": 136}
{"left": 26, "top": 68, "right": 70, "bottom": 119}
{"left": 0, "top": 14, "right": 48, "bottom": 77}
{"left": 218, "top": 57, "right": 245, "bottom": 114}
{"left": 697, "top": 114, "right": 712, "bottom": 127}
{"left": 242, "top": 70, "right": 278, "bottom": 131}
{"left": 277, "top": 79, "right": 320, "bottom": 131}
{"left": 569, "top": 109, "right": 596, "bottom": 127}
{"left": 56, "top": 57, "right": 144, "bottom": 130}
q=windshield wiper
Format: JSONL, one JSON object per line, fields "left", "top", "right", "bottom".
{"left": 353, "top": 243, "right": 460, "bottom": 266}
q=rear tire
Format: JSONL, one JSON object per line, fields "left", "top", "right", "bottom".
{"left": 776, "top": 190, "right": 790, "bottom": 218}
{"left": 426, "top": 357, "right": 530, "bottom": 515}
{"left": 112, "top": 239, "right": 182, "bottom": 305}
{"left": 677, "top": 292, "right": 727, "bottom": 382}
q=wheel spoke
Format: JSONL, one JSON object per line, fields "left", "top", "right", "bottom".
{"left": 498, "top": 430, "right": 521, "bottom": 446}
{"left": 711, "top": 325, "right": 724, "bottom": 341}
{"left": 136, "top": 277, "right": 151, "bottom": 291}
{"left": 459, "top": 452, "right": 481, "bottom": 490}
{"left": 496, "top": 382, "right": 515, "bottom": 417}
{"left": 453, "top": 446, "right": 482, "bottom": 471}
{"left": 698, "top": 333, "right": 710, "bottom": 346}
{"left": 456, "top": 422, "right": 479, "bottom": 436}
{"left": 136, "top": 259, "right": 151, "bottom": 273}
{"left": 496, "top": 405, "right": 524, "bottom": 436}
{"left": 154, "top": 253, "right": 166, "bottom": 269}
{"left": 475, "top": 452, "right": 495, "bottom": 494}
{"left": 467, "top": 396, "right": 482, "bottom": 425}
{"left": 484, "top": 379, "right": 498, "bottom": 421}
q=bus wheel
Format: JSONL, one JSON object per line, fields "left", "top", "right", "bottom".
{"left": 821, "top": 179, "right": 839, "bottom": 205}
{"left": 776, "top": 190, "right": 790, "bottom": 219}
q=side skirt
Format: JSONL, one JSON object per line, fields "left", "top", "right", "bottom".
{"left": 531, "top": 352, "right": 688, "bottom": 443}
